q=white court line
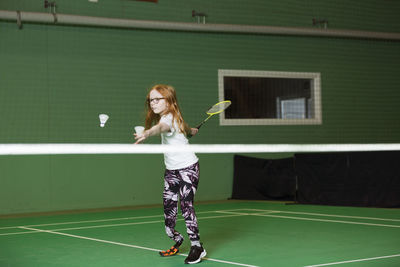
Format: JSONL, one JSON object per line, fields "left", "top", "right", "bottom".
{"left": 2, "top": 208, "right": 398, "bottom": 232}
{"left": 214, "top": 210, "right": 281, "bottom": 216}
{"left": 213, "top": 209, "right": 400, "bottom": 228}
{"left": 0, "top": 213, "right": 247, "bottom": 236}
{"left": 19, "top": 226, "right": 259, "bottom": 267}
{"left": 16, "top": 212, "right": 398, "bottom": 266}
{"left": 245, "top": 209, "right": 400, "bottom": 222}
{"left": 0, "top": 214, "right": 163, "bottom": 230}
{"left": 0, "top": 215, "right": 165, "bottom": 233}
{"left": 216, "top": 210, "right": 400, "bottom": 266}
{"left": 304, "top": 253, "right": 400, "bottom": 267}
{"left": 0, "top": 210, "right": 218, "bottom": 231}
{"left": 47, "top": 213, "right": 246, "bottom": 232}
{"left": 217, "top": 210, "right": 400, "bottom": 227}
{"left": 2, "top": 208, "right": 400, "bottom": 236}
{"left": 252, "top": 213, "right": 400, "bottom": 228}
{"left": 0, "top": 230, "right": 40, "bottom": 236}
{"left": 3, "top": 209, "right": 399, "bottom": 266}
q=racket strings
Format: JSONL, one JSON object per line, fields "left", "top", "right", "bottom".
{"left": 207, "top": 101, "right": 231, "bottom": 114}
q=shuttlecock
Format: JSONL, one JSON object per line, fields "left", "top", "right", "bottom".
{"left": 134, "top": 126, "right": 145, "bottom": 135}
{"left": 99, "top": 114, "right": 109, "bottom": 127}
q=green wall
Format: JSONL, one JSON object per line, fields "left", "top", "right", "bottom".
{"left": 0, "top": 154, "right": 234, "bottom": 214}
{"left": 1, "top": 0, "right": 399, "bottom": 215}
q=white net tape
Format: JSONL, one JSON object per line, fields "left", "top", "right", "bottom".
{"left": 1, "top": 143, "right": 400, "bottom": 155}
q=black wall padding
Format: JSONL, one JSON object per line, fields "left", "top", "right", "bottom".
{"left": 232, "top": 155, "right": 296, "bottom": 200}
{"left": 232, "top": 151, "right": 400, "bottom": 207}
{"left": 296, "top": 151, "right": 400, "bottom": 207}
{"left": 295, "top": 152, "right": 353, "bottom": 206}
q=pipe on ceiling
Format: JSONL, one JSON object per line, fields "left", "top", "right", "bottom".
{"left": 1, "top": 10, "right": 399, "bottom": 41}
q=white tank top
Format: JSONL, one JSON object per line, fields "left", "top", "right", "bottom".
{"left": 159, "top": 113, "right": 198, "bottom": 170}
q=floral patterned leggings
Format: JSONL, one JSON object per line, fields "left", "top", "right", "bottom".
{"left": 163, "top": 162, "right": 200, "bottom": 243}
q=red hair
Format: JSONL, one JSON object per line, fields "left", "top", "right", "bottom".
{"left": 144, "top": 84, "right": 190, "bottom": 135}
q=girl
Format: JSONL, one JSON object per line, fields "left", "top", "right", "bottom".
{"left": 134, "top": 84, "right": 206, "bottom": 264}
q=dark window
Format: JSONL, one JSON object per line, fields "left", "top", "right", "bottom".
{"left": 224, "top": 77, "right": 312, "bottom": 119}
{"left": 218, "top": 70, "right": 321, "bottom": 125}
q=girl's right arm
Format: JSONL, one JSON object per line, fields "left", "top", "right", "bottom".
{"left": 134, "top": 122, "right": 170, "bottom": 144}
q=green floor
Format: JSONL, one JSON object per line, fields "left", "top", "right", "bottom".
{"left": 1, "top": 201, "right": 399, "bottom": 267}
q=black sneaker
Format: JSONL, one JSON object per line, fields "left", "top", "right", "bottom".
{"left": 159, "top": 239, "right": 183, "bottom": 257}
{"left": 184, "top": 244, "right": 206, "bottom": 264}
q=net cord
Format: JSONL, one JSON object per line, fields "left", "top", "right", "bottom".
{"left": 0, "top": 143, "right": 399, "bottom": 155}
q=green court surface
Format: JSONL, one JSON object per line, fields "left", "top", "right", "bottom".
{"left": 1, "top": 201, "right": 399, "bottom": 267}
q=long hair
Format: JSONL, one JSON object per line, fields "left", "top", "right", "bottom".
{"left": 144, "top": 84, "right": 190, "bottom": 135}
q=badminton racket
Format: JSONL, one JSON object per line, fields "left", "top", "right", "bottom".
{"left": 196, "top": 100, "right": 232, "bottom": 129}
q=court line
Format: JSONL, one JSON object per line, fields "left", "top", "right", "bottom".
{"left": 0, "top": 213, "right": 248, "bottom": 236}
{"left": 0, "top": 210, "right": 220, "bottom": 231}
{"left": 215, "top": 210, "right": 281, "bottom": 216}
{"left": 2, "top": 208, "right": 398, "bottom": 232}
{"left": 19, "top": 226, "right": 259, "bottom": 267}
{"left": 48, "top": 213, "right": 247, "bottom": 232}
{"left": 212, "top": 210, "right": 400, "bottom": 228}
{"left": 252, "top": 213, "right": 400, "bottom": 228}
{"left": 222, "top": 209, "right": 400, "bottom": 226}
{"left": 0, "top": 230, "right": 39, "bottom": 236}
{"left": 2, "top": 208, "right": 400, "bottom": 236}
{"left": 0, "top": 214, "right": 163, "bottom": 230}
{"left": 304, "top": 253, "right": 400, "bottom": 266}
{"left": 4, "top": 209, "right": 399, "bottom": 266}
{"left": 244, "top": 209, "right": 400, "bottom": 222}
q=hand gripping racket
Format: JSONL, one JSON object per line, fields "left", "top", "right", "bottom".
{"left": 196, "top": 100, "right": 232, "bottom": 129}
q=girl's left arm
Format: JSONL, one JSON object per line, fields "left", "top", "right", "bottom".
{"left": 134, "top": 122, "right": 170, "bottom": 144}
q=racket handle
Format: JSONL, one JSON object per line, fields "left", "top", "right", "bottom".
{"left": 196, "top": 122, "right": 204, "bottom": 129}
{"left": 187, "top": 123, "right": 203, "bottom": 138}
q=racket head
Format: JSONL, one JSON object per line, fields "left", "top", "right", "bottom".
{"left": 206, "top": 100, "right": 231, "bottom": 115}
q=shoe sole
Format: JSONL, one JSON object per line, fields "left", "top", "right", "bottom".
{"left": 159, "top": 246, "right": 180, "bottom": 257}
{"left": 159, "top": 250, "right": 179, "bottom": 257}
{"left": 186, "top": 249, "right": 207, "bottom": 264}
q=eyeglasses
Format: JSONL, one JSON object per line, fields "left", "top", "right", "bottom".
{"left": 148, "top": 97, "right": 165, "bottom": 104}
